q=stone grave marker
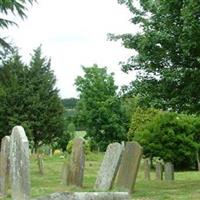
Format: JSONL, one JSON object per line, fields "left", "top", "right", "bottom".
{"left": 144, "top": 158, "right": 150, "bottom": 180}
{"left": 67, "top": 138, "right": 85, "bottom": 187}
{"left": 116, "top": 141, "right": 143, "bottom": 193}
{"left": 10, "top": 126, "right": 30, "bottom": 200}
{"left": 33, "top": 192, "right": 130, "bottom": 200}
{"left": 0, "top": 136, "right": 10, "bottom": 196}
{"left": 94, "top": 142, "right": 123, "bottom": 190}
{"left": 155, "top": 162, "right": 163, "bottom": 180}
{"left": 164, "top": 162, "right": 174, "bottom": 180}
{"left": 61, "top": 160, "right": 71, "bottom": 185}
{"left": 37, "top": 155, "right": 44, "bottom": 175}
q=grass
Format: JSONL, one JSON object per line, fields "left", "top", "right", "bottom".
{"left": 4, "top": 152, "right": 200, "bottom": 200}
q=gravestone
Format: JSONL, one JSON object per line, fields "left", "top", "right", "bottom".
{"left": 144, "top": 158, "right": 150, "bottom": 180}
{"left": 94, "top": 142, "right": 123, "bottom": 190}
{"left": 0, "top": 136, "right": 10, "bottom": 196}
{"left": 33, "top": 192, "right": 130, "bottom": 200}
{"left": 67, "top": 138, "right": 85, "bottom": 187}
{"left": 164, "top": 162, "right": 174, "bottom": 180}
{"left": 155, "top": 162, "right": 163, "bottom": 180}
{"left": 61, "top": 160, "right": 71, "bottom": 185}
{"left": 10, "top": 126, "right": 30, "bottom": 200}
{"left": 116, "top": 141, "right": 143, "bottom": 193}
{"left": 37, "top": 155, "right": 44, "bottom": 175}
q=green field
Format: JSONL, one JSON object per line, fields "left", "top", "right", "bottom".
{"left": 5, "top": 153, "right": 200, "bottom": 200}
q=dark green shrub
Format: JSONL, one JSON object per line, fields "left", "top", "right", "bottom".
{"left": 131, "top": 110, "right": 199, "bottom": 170}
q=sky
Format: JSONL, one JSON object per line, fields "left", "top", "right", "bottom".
{"left": 3, "top": 0, "right": 138, "bottom": 98}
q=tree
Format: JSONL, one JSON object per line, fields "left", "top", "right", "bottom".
{"left": 131, "top": 110, "right": 198, "bottom": 170}
{"left": 0, "top": 47, "right": 64, "bottom": 150}
{"left": 75, "top": 65, "right": 126, "bottom": 150}
{"left": 110, "top": 0, "right": 200, "bottom": 114}
{"left": 0, "top": 52, "right": 30, "bottom": 136}
{"left": 27, "top": 46, "right": 64, "bottom": 149}
{"left": 0, "top": 0, "right": 35, "bottom": 50}
{"left": 62, "top": 98, "right": 78, "bottom": 109}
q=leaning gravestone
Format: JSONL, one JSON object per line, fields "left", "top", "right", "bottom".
{"left": 116, "top": 141, "right": 143, "bottom": 193}
{"left": 67, "top": 138, "right": 85, "bottom": 187}
{"left": 155, "top": 162, "right": 163, "bottom": 180}
{"left": 10, "top": 126, "right": 30, "bottom": 200}
{"left": 164, "top": 162, "right": 174, "bottom": 180}
{"left": 0, "top": 136, "right": 10, "bottom": 196}
{"left": 144, "top": 158, "right": 150, "bottom": 180}
{"left": 94, "top": 142, "right": 123, "bottom": 190}
{"left": 33, "top": 192, "right": 130, "bottom": 200}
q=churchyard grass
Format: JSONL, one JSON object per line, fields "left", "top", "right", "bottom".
{"left": 4, "top": 152, "right": 200, "bottom": 200}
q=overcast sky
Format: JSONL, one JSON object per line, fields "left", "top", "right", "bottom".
{"left": 3, "top": 0, "right": 138, "bottom": 98}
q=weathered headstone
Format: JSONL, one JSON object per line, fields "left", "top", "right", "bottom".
{"left": 144, "top": 158, "right": 150, "bottom": 180}
{"left": 10, "top": 126, "right": 30, "bottom": 200}
{"left": 155, "top": 162, "right": 163, "bottom": 180}
{"left": 94, "top": 142, "right": 123, "bottom": 190}
{"left": 49, "top": 149, "right": 53, "bottom": 156}
{"left": 61, "top": 160, "right": 71, "bottom": 185}
{"left": 67, "top": 138, "right": 85, "bottom": 187}
{"left": 37, "top": 155, "right": 44, "bottom": 175}
{"left": 33, "top": 192, "right": 130, "bottom": 200}
{"left": 164, "top": 162, "right": 174, "bottom": 181}
{"left": 0, "top": 136, "right": 10, "bottom": 196}
{"left": 116, "top": 141, "right": 143, "bottom": 193}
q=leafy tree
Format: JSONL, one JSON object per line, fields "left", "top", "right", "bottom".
{"left": 75, "top": 65, "right": 126, "bottom": 150}
{"left": 132, "top": 110, "right": 198, "bottom": 170}
{"left": 57, "top": 122, "right": 76, "bottom": 151}
{"left": 0, "top": 52, "right": 30, "bottom": 136}
{"left": 110, "top": 0, "right": 200, "bottom": 114}
{"left": 0, "top": 47, "right": 64, "bottom": 150}
{"left": 27, "top": 46, "right": 64, "bottom": 149}
{"left": 0, "top": 0, "right": 35, "bottom": 50}
{"left": 128, "top": 107, "right": 160, "bottom": 140}
{"left": 62, "top": 98, "right": 78, "bottom": 109}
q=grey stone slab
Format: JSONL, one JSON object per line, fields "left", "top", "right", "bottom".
{"left": 67, "top": 138, "right": 85, "bottom": 187}
{"left": 0, "top": 136, "right": 10, "bottom": 196}
{"left": 10, "top": 126, "right": 30, "bottom": 200}
{"left": 94, "top": 142, "right": 123, "bottom": 191}
{"left": 33, "top": 192, "right": 130, "bottom": 200}
{"left": 116, "top": 141, "right": 143, "bottom": 193}
{"left": 155, "top": 162, "right": 163, "bottom": 180}
{"left": 164, "top": 162, "right": 174, "bottom": 181}
{"left": 144, "top": 158, "right": 150, "bottom": 180}
{"left": 61, "top": 160, "right": 71, "bottom": 185}
{"left": 37, "top": 155, "right": 44, "bottom": 175}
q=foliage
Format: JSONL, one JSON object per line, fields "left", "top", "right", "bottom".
{"left": 62, "top": 98, "right": 78, "bottom": 109}
{"left": 133, "top": 111, "right": 199, "bottom": 169}
{"left": 110, "top": 0, "right": 200, "bottom": 114}
{"left": 67, "top": 122, "right": 76, "bottom": 138}
{"left": 66, "top": 139, "right": 73, "bottom": 154}
{"left": 57, "top": 122, "right": 75, "bottom": 151}
{"left": 0, "top": 0, "right": 35, "bottom": 50}
{"left": 37, "top": 145, "right": 52, "bottom": 155}
{"left": 75, "top": 65, "right": 127, "bottom": 150}
{"left": 128, "top": 107, "right": 160, "bottom": 140}
{"left": 53, "top": 149, "right": 62, "bottom": 156}
{"left": 66, "top": 138, "right": 91, "bottom": 155}
{"left": 119, "top": 95, "right": 139, "bottom": 132}
{"left": 0, "top": 47, "right": 64, "bottom": 149}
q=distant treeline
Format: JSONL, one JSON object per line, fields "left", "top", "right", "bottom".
{"left": 62, "top": 98, "right": 79, "bottom": 109}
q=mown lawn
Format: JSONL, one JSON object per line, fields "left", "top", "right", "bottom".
{"left": 5, "top": 152, "right": 200, "bottom": 200}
